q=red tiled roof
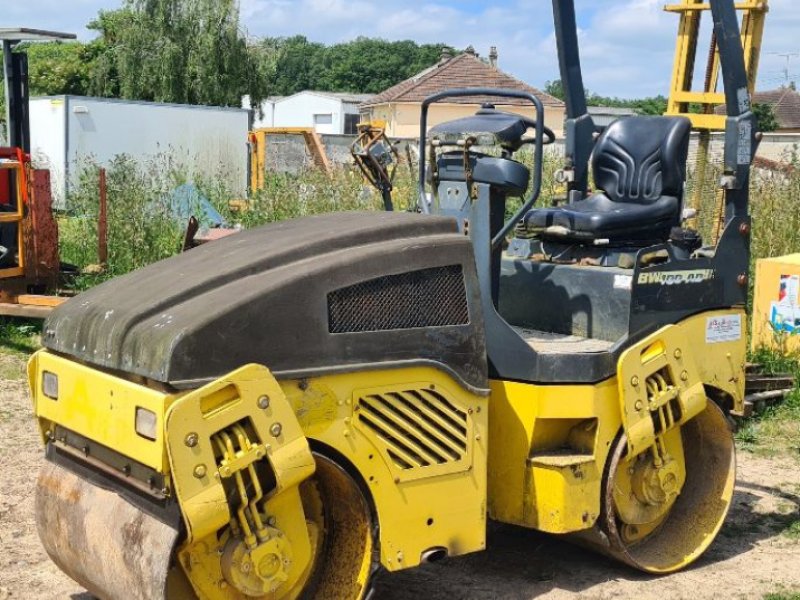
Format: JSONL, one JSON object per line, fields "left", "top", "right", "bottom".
{"left": 754, "top": 87, "right": 800, "bottom": 129}
{"left": 715, "top": 87, "right": 800, "bottom": 129}
{"left": 361, "top": 53, "right": 564, "bottom": 108}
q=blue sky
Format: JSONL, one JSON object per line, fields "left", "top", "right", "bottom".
{"left": 4, "top": 0, "right": 799, "bottom": 98}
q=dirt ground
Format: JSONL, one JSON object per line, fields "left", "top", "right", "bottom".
{"left": 2, "top": 352, "right": 799, "bottom": 600}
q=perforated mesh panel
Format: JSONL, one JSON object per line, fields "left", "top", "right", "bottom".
{"left": 327, "top": 265, "right": 469, "bottom": 334}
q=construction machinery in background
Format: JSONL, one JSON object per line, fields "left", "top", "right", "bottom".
{"left": 0, "top": 28, "right": 75, "bottom": 318}
{"left": 183, "top": 126, "right": 335, "bottom": 246}
{"left": 28, "top": 1, "right": 761, "bottom": 598}
{"left": 663, "top": 1, "right": 790, "bottom": 412}
{"left": 248, "top": 127, "right": 331, "bottom": 192}
{"left": 665, "top": 0, "right": 768, "bottom": 241}
{"left": 350, "top": 120, "right": 398, "bottom": 211}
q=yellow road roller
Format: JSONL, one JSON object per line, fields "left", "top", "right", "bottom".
{"left": 29, "top": 1, "right": 757, "bottom": 597}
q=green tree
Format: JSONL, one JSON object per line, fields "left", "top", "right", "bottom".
{"left": 543, "top": 79, "right": 667, "bottom": 115}
{"left": 626, "top": 96, "right": 669, "bottom": 115}
{"left": 86, "top": 0, "right": 269, "bottom": 107}
{"left": 261, "top": 37, "right": 452, "bottom": 96}
{"left": 318, "top": 38, "right": 448, "bottom": 94}
{"left": 544, "top": 79, "right": 566, "bottom": 101}
{"left": 22, "top": 41, "right": 94, "bottom": 96}
{"left": 264, "top": 36, "right": 326, "bottom": 96}
{"left": 86, "top": 8, "right": 137, "bottom": 98}
{"left": 753, "top": 102, "right": 779, "bottom": 132}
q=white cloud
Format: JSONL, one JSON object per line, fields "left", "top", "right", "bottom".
{"left": 2, "top": 0, "right": 108, "bottom": 38}
{"left": 9, "top": 0, "right": 800, "bottom": 98}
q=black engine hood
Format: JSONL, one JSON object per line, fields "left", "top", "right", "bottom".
{"left": 43, "top": 211, "right": 488, "bottom": 392}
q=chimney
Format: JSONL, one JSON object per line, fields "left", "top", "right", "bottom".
{"left": 489, "top": 46, "right": 498, "bottom": 69}
{"left": 440, "top": 47, "right": 453, "bottom": 63}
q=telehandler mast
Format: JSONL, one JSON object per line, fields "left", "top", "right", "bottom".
{"left": 0, "top": 28, "right": 74, "bottom": 317}
{"left": 29, "top": 0, "right": 758, "bottom": 597}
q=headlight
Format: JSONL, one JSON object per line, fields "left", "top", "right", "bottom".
{"left": 42, "top": 371, "right": 58, "bottom": 400}
{"left": 135, "top": 407, "right": 157, "bottom": 441}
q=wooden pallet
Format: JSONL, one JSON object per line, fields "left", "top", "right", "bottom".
{"left": 741, "top": 362, "right": 796, "bottom": 418}
{"left": 0, "top": 294, "right": 66, "bottom": 319}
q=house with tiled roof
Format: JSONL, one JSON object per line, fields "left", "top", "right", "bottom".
{"left": 359, "top": 47, "right": 565, "bottom": 138}
{"left": 754, "top": 86, "right": 800, "bottom": 132}
{"left": 715, "top": 85, "right": 800, "bottom": 133}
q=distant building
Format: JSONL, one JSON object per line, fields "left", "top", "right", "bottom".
{"left": 359, "top": 47, "right": 565, "bottom": 138}
{"left": 753, "top": 86, "right": 800, "bottom": 133}
{"left": 714, "top": 86, "right": 800, "bottom": 133}
{"left": 587, "top": 106, "right": 637, "bottom": 129}
{"left": 251, "top": 91, "right": 376, "bottom": 135}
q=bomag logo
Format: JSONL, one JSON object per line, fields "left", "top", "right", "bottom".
{"left": 637, "top": 269, "right": 714, "bottom": 286}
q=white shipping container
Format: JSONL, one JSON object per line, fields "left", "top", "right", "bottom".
{"left": 29, "top": 95, "right": 251, "bottom": 208}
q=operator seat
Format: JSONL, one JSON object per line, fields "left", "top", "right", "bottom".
{"left": 524, "top": 116, "right": 692, "bottom": 244}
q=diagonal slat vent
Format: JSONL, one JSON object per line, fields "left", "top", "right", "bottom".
{"left": 356, "top": 388, "right": 469, "bottom": 473}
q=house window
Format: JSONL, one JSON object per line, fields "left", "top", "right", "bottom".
{"left": 313, "top": 113, "right": 333, "bottom": 126}
{"left": 344, "top": 114, "right": 360, "bottom": 135}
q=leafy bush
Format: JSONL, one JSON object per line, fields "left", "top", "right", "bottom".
{"left": 0, "top": 317, "right": 42, "bottom": 355}
{"left": 58, "top": 154, "right": 397, "bottom": 287}
{"left": 205, "top": 166, "right": 385, "bottom": 228}
{"left": 58, "top": 142, "right": 800, "bottom": 291}
{"left": 60, "top": 154, "right": 188, "bottom": 288}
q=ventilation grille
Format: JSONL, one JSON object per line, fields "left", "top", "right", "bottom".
{"left": 327, "top": 265, "right": 469, "bottom": 333}
{"left": 356, "top": 388, "right": 469, "bottom": 472}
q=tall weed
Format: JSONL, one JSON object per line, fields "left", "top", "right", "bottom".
{"left": 59, "top": 146, "right": 800, "bottom": 289}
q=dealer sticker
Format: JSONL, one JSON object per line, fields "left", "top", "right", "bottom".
{"left": 614, "top": 274, "right": 633, "bottom": 290}
{"left": 706, "top": 314, "right": 742, "bottom": 344}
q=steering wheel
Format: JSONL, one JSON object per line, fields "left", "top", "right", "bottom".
{"left": 475, "top": 106, "right": 556, "bottom": 146}
{"left": 513, "top": 113, "right": 556, "bottom": 146}
{"left": 524, "top": 123, "right": 556, "bottom": 146}
{"left": 419, "top": 88, "right": 548, "bottom": 249}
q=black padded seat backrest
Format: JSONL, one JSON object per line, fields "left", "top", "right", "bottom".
{"left": 593, "top": 116, "right": 692, "bottom": 205}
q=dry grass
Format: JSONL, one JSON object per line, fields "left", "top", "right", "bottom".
{"left": 0, "top": 319, "right": 40, "bottom": 381}
{"left": 59, "top": 146, "right": 800, "bottom": 286}
{"left": 56, "top": 149, "right": 565, "bottom": 288}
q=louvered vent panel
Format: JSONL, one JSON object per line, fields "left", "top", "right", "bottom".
{"left": 356, "top": 388, "right": 469, "bottom": 474}
{"left": 327, "top": 265, "right": 469, "bottom": 333}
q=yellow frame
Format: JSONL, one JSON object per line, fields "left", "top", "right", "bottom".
{"left": 665, "top": 0, "right": 768, "bottom": 131}
{"left": 0, "top": 158, "right": 27, "bottom": 279}
{"left": 249, "top": 127, "right": 332, "bottom": 192}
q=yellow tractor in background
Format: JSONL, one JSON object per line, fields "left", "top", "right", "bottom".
{"left": 27, "top": 1, "right": 763, "bottom": 598}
